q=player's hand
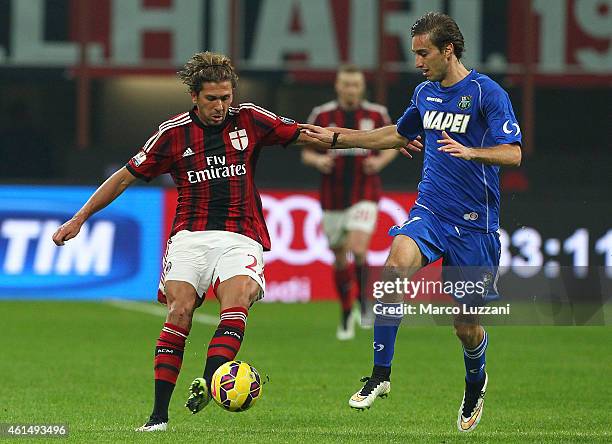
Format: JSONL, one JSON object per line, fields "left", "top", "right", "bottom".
{"left": 316, "top": 154, "right": 334, "bottom": 174}
{"left": 437, "top": 131, "right": 474, "bottom": 160}
{"left": 363, "top": 156, "right": 384, "bottom": 175}
{"left": 397, "top": 136, "right": 423, "bottom": 159}
{"left": 52, "top": 217, "right": 84, "bottom": 246}
{"left": 299, "top": 124, "right": 335, "bottom": 144}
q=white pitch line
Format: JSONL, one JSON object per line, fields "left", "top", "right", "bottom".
{"left": 105, "top": 299, "right": 218, "bottom": 325}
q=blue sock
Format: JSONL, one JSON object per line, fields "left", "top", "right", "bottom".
{"left": 373, "top": 303, "right": 403, "bottom": 368}
{"left": 463, "top": 329, "right": 487, "bottom": 383}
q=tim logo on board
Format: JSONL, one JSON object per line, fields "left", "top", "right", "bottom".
{"left": 0, "top": 186, "right": 163, "bottom": 299}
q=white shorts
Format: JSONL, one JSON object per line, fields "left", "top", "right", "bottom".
{"left": 157, "top": 230, "right": 265, "bottom": 303}
{"left": 322, "top": 200, "right": 378, "bottom": 248}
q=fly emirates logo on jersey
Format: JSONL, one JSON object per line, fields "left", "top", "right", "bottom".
{"left": 187, "top": 155, "right": 246, "bottom": 184}
{"left": 422, "top": 110, "right": 470, "bottom": 133}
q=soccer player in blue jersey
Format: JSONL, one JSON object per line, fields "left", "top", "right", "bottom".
{"left": 301, "top": 12, "right": 522, "bottom": 432}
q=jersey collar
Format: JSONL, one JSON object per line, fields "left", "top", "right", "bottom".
{"left": 434, "top": 69, "right": 477, "bottom": 93}
{"left": 189, "top": 106, "right": 231, "bottom": 133}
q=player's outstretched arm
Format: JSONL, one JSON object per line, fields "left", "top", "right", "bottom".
{"left": 299, "top": 124, "right": 422, "bottom": 156}
{"left": 437, "top": 131, "right": 521, "bottom": 166}
{"left": 52, "top": 167, "right": 138, "bottom": 246}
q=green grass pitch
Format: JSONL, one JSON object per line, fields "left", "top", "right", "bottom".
{"left": 2, "top": 300, "right": 611, "bottom": 443}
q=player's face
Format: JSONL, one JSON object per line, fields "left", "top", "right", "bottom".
{"left": 335, "top": 72, "right": 365, "bottom": 109}
{"left": 191, "top": 81, "right": 233, "bottom": 126}
{"left": 411, "top": 33, "right": 450, "bottom": 82}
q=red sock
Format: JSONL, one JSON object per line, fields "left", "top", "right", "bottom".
{"left": 155, "top": 322, "right": 189, "bottom": 384}
{"left": 203, "top": 307, "right": 248, "bottom": 383}
{"left": 334, "top": 267, "right": 353, "bottom": 312}
{"left": 150, "top": 322, "right": 189, "bottom": 421}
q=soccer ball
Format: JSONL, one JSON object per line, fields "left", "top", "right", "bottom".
{"left": 210, "top": 360, "right": 263, "bottom": 412}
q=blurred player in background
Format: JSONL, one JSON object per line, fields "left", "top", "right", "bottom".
{"left": 302, "top": 65, "right": 396, "bottom": 340}
{"left": 52, "top": 51, "right": 325, "bottom": 432}
{"left": 302, "top": 12, "right": 522, "bottom": 432}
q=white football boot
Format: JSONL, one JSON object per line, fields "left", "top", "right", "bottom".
{"left": 135, "top": 420, "right": 167, "bottom": 432}
{"left": 336, "top": 311, "right": 355, "bottom": 340}
{"left": 457, "top": 372, "right": 488, "bottom": 432}
{"left": 348, "top": 376, "right": 390, "bottom": 409}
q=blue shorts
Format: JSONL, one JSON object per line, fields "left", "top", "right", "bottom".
{"left": 389, "top": 205, "right": 501, "bottom": 305}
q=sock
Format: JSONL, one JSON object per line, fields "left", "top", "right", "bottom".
{"left": 203, "top": 307, "right": 248, "bottom": 386}
{"left": 463, "top": 329, "right": 487, "bottom": 383}
{"left": 373, "top": 302, "right": 404, "bottom": 370}
{"left": 372, "top": 364, "right": 391, "bottom": 381}
{"left": 151, "top": 322, "right": 189, "bottom": 421}
{"left": 355, "top": 263, "right": 368, "bottom": 315}
{"left": 334, "top": 266, "right": 353, "bottom": 327}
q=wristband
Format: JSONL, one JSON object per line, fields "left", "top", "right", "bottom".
{"left": 331, "top": 132, "right": 340, "bottom": 148}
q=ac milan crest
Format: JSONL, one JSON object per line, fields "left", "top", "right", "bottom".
{"left": 229, "top": 129, "right": 249, "bottom": 151}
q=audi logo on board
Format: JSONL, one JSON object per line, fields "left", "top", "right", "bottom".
{"left": 261, "top": 194, "right": 409, "bottom": 266}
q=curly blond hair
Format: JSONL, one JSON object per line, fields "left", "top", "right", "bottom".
{"left": 178, "top": 51, "right": 239, "bottom": 94}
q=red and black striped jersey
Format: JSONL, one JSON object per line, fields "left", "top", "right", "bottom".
{"left": 126, "top": 104, "right": 300, "bottom": 251}
{"left": 307, "top": 100, "right": 392, "bottom": 210}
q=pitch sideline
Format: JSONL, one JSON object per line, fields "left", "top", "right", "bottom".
{"left": 105, "top": 298, "right": 218, "bottom": 325}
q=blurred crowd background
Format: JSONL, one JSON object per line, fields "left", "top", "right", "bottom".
{"left": 0, "top": 0, "right": 609, "bottom": 199}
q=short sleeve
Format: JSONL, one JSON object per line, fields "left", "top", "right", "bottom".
{"left": 246, "top": 104, "right": 300, "bottom": 147}
{"left": 396, "top": 90, "right": 423, "bottom": 140}
{"left": 482, "top": 84, "right": 522, "bottom": 146}
{"left": 126, "top": 130, "right": 174, "bottom": 182}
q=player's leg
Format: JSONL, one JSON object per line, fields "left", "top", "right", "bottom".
{"left": 323, "top": 209, "right": 355, "bottom": 339}
{"left": 454, "top": 313, "right": 488, "bottom": 432}
{"left": 455, "top": 313, "right": 486, "bottom": 381}
{"left": 331, "top": 243, "right": 355, "bottom": 340}
{"left": 346, "top": 228, "right": 373, "bottom": 326}
{"left": 346, "top": 201, "right": 379, "bottom": 327}
{"left": 138, "top": 232, "right": 204, "bottom": 432}
{"left": 186, "top": 275, "right": 261, "bottom": 414}
{"left": 349, "top": 234, "right": 426, "bottom": 409}
{"left": 445, "top": 227, "right": 500, "bottom": 432}
{"left": 203, "top": 275, "right": 261, "bottom": 383}
{"left": 186, "top": 232, "right": 265, "bottom": 414}
{"left": 138, "top": 280, "right": 198, "bottom": 431}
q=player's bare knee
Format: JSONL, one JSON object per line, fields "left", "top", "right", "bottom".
{"left": 166, "top": 297, "right": 196, "bottom": 326}
{"left": 385, "top": 252, "right": 415, "bottom": 272}
{"left": 332, "top": 248, "right": 348, "bottom": 269}
{"left": 164, "top": 282, "right": 197, "bottom": 325}
{"left": 352, "top": 250, "right": 368, "bottom": 264}
{"left": 347, "top": 238, "right": 368, "bottom": 260}
{"left": 247, "top": 285, "right": 261, "bottom": 306}
{"left": 238, "top": 280, "right": 259, "bottom": 306}
{"left": 387, "top": 235, "right": 426, "bottom": 270}
{"left": 454, "top": 322, "right": 481, "bottom": 347}
{"left": 383, "top": 255, "right": 412, "bottom": 279}
{"left": 218, "top": 276, "right": 261, "bottom": 309}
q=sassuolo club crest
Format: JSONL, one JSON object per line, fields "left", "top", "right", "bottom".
{"left": 457, "top": 95, "right": 472, "bottom": 110}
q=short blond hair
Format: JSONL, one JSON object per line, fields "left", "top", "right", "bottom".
{"left": 336, "top": 64, "right": 363, "bottom": 77}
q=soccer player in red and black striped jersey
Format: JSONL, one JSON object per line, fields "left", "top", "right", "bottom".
{"left": 51, "top": 51, "right": 326, "bottom": 432}
{"left": 302, "top": 65, "right": 398, "bottom": 340}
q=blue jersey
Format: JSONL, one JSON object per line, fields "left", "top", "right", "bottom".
{"left": 396, "top": 69, "right": 521, "bottom": 233}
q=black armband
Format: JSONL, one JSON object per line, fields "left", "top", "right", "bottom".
{"left": 331, "top": 132, "right": 340, "bottom": 148}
